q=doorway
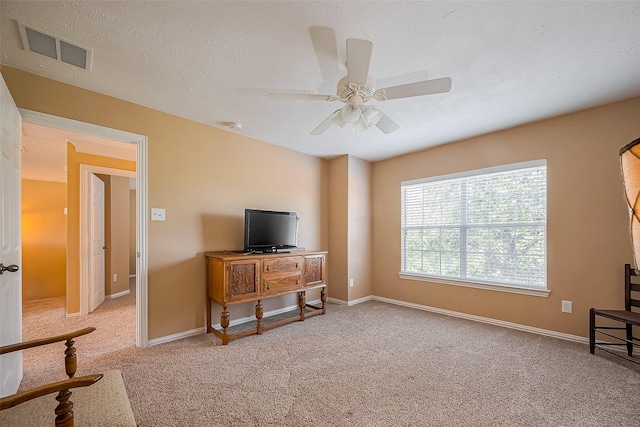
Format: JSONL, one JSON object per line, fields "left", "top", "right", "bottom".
{"left": 20, "top": 109, "right": 149, "bottom": 347}
{"left": 81, "top": 166, "right": 136, "bottom": 315}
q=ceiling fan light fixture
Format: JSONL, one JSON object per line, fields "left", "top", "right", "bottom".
{"left": 353, "top": 116, "right": 369, "bottom": 134}
{"left": 332, "top": 112, "right": 347, "bottom": 128}
{"left": 362, "top": 106, "right": 382, "bottom": 127}
{"left": 340, "top": 103, "right": 361, "bottom": 123}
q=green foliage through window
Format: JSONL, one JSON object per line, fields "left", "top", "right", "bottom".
{"left": 401, "top": 161, "right": 546, "bottom": 289}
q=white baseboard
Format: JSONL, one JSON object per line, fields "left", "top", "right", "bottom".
{"left": 149, "top": 296, "right": 586, "bottom": 347}
{"left": 148, "top": 327, "right": 206, "bottom": 347}
{"left": 328, "top": 296, "right": 373, "bottom": 306}
{"left": 370, "top": 295, "right": 588, "bottom": 344}
{"left": 65, "top": 311, "right": 81, "bottom": 319}
{"left": 106, "top": 289, "right": 130, "bottom": 299}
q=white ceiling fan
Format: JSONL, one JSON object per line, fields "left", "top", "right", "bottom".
{"left": 269, "top": 38, "right": 452, "bottom": 135}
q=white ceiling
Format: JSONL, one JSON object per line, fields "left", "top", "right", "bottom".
{"left": 2, "top": 1, "right": 640, "bottom": 162}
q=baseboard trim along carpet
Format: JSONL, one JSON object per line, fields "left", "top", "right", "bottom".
{"left": 106, "top": 289, "right": 130, "bottom": 300}
{"left": 148, "top": 327, "right": 206, "bottom": 347}
{"left": 150, "top": 296, "right": 586, "bottom": 346}
{"left": 328, "top": 296, "right": 374, "bottom": 306}
{"left": 371, "top": 295, "right": 588, "bottom": 344}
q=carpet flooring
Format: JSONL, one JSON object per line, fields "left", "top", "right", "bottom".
{"left": 19, "top": 285, "right": 640, "bottom": 426}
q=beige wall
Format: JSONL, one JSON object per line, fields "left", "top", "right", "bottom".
{"left": 98, "top": 174, "right": 130, "bottom": 296}
{"left": 327, "top": 155, "right": 373, "bottom": 302}
{"left": 129, "top": 189, "right": 136, "bottom": 275}
{"left": 328, "top": 155, "right": 349, "bottom": 301}
{"left": 2, "top": 67, "right": 327, "bottom": 340}
{"left": 372, "top": 96, "right": 640, "bottom": 337}
{"left": 21, "top": 179, "right": 66, "bottom": 301}
{"left": 348, "top": 156, "right": 372, "bottom": 301}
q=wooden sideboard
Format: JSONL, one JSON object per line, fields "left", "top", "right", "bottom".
{"left": 205, "top": 250, "right": 327, "bottom": 344}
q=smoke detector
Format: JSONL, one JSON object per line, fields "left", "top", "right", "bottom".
{"left": 18, "top": 22, "right": 93, "bottom": 71}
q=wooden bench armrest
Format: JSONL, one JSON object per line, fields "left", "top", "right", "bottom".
{"left": 0, "top": 374, "right": 103, "bottom": 410}
{"left": 0, "top": 327, "right": 96, "bottom": 355}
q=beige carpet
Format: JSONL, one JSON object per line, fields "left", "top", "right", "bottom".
{"left": 20, "top": 285, "right": 640, "bottom": 427}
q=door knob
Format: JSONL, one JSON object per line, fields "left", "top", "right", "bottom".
{"left": 0, "top": 263, "right": 19, "bottom": 275}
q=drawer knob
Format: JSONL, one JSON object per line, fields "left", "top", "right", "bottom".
{"left": 296, "top": 279, "right": 299, "bottom": 285}
{"left": 296, "top": 263, "right": 299, "bottom": 268}
{"left": 267, "top": 283, "right": 270, "bottom": 290}
{"left": 266, "top": 266, "right": 270, "bottom": 271}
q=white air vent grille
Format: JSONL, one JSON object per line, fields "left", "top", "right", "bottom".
{"left": 18, "top": 22, "right": 92, "bottom": 70}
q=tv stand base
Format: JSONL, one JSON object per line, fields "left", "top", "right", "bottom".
{"left": 208, "top": 287, "right": 327, "bottom": 345}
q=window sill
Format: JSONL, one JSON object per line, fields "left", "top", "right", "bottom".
{"left": 398, "top": 273, "right": 550, "bottom": 297}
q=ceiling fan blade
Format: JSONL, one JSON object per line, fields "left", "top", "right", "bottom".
{"left": 376, "top": 77, "right": 452, "bottom": 101}
{"left": 309, "top": 26, "right": 340, "bottom": 85}
{"left": 311, "top": 110, "right": 341, "bottom": 135}
{"left": 346, "top": 38, "right": 373, "bottom": 85}
{"left": 269, "top": 93, "right": 335, "bottom": 101}
{"left": 375, "top": 112, "right": 400, "bottom": 134}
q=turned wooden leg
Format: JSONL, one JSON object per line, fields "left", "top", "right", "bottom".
{"left": 589, "top": 308, "right": 595, "bottom": 354}
{"left": 206, "top": 297, "right": 213, "bottom": 333}
{"left": 256, "top": 300, "right": 264, "bottom": 335}
{"left": 54, "top": 389, "right": 74, "bottom": 427}
{"left": 321, "top": 287, "right": 327, "bottom": 315}
{"left": 298, "top": 291, "right": 306, "bottom": 321}
{"left": 220, "top": 306, "right": 230, "bottom": 345}
{"left": 64, "top": 338, "right": 77, "bottom": 378}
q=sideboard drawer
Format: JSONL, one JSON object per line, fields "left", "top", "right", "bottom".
{"left": 263, "top": 256, "right": 302, "bottom": 273}
{"left": 262, "top": 272, "right": 301, "bottom": 293}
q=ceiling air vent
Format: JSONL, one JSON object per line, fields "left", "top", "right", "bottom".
{"left": 18, "top": 22, "right": 92, "bottom": 71}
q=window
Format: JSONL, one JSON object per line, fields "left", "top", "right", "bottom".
{"left": 401, "top": 160, "right": 546, "bottom": 290}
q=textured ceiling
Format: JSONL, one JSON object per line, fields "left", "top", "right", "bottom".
{"left": 2, "top": 1, "right": 640, "bottom": 162}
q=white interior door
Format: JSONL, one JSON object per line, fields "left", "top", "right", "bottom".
{"left": 88, "top": 173, "right": 105, "bottom": 312}
{"left": 0, "top": 74, "right": 23, "bottom": 397}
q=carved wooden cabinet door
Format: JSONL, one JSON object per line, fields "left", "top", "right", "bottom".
{"left": 226, "top": 259, "right": 260, "bottom": 302}
{"left": 303, "top": 254, "right": 326, "bottom": 286}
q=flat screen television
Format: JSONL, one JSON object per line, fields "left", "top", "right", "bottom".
{"left": 243, "top": 209, "right": 299, "bottom": 253}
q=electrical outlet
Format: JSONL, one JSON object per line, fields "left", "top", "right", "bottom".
{"left": 113, "top": 274, "right": 118, "bottom": 282}
{"left": 561, "top": 300, "right": 572, "bottom": 313}
{"left": 349, "top": 278, "right": 354, "bottom": 288}
{"left": 151, "top": 208, "right": 166, "bottom": 221}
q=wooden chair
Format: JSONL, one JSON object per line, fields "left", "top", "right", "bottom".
{"left": 589, "top": 264, "right": 640, "bottom": 363}
{"left": 0, "top": 327, "right": 102, "bottom": 427}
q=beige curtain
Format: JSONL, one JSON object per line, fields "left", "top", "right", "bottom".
{"left": 620, "top": 137, "right": 640, "bottom": 268}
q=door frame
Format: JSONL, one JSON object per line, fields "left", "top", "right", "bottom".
{"left": 81, "top": 166, "right": 135, "bottom": 314}
{"left": 19, "top": 109, "right": 149, "bottom": 348}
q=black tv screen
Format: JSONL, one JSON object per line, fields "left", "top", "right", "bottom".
{"left": 244, "top": 209, "right": 299, "bottom": 253}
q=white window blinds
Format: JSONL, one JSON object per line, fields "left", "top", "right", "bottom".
{"left": 401, "top": 160, "right": 547, "bottom": 289}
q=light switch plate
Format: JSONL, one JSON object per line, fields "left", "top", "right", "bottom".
{"left": 151, "top": 208, "right": 166, "bottom": 221}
